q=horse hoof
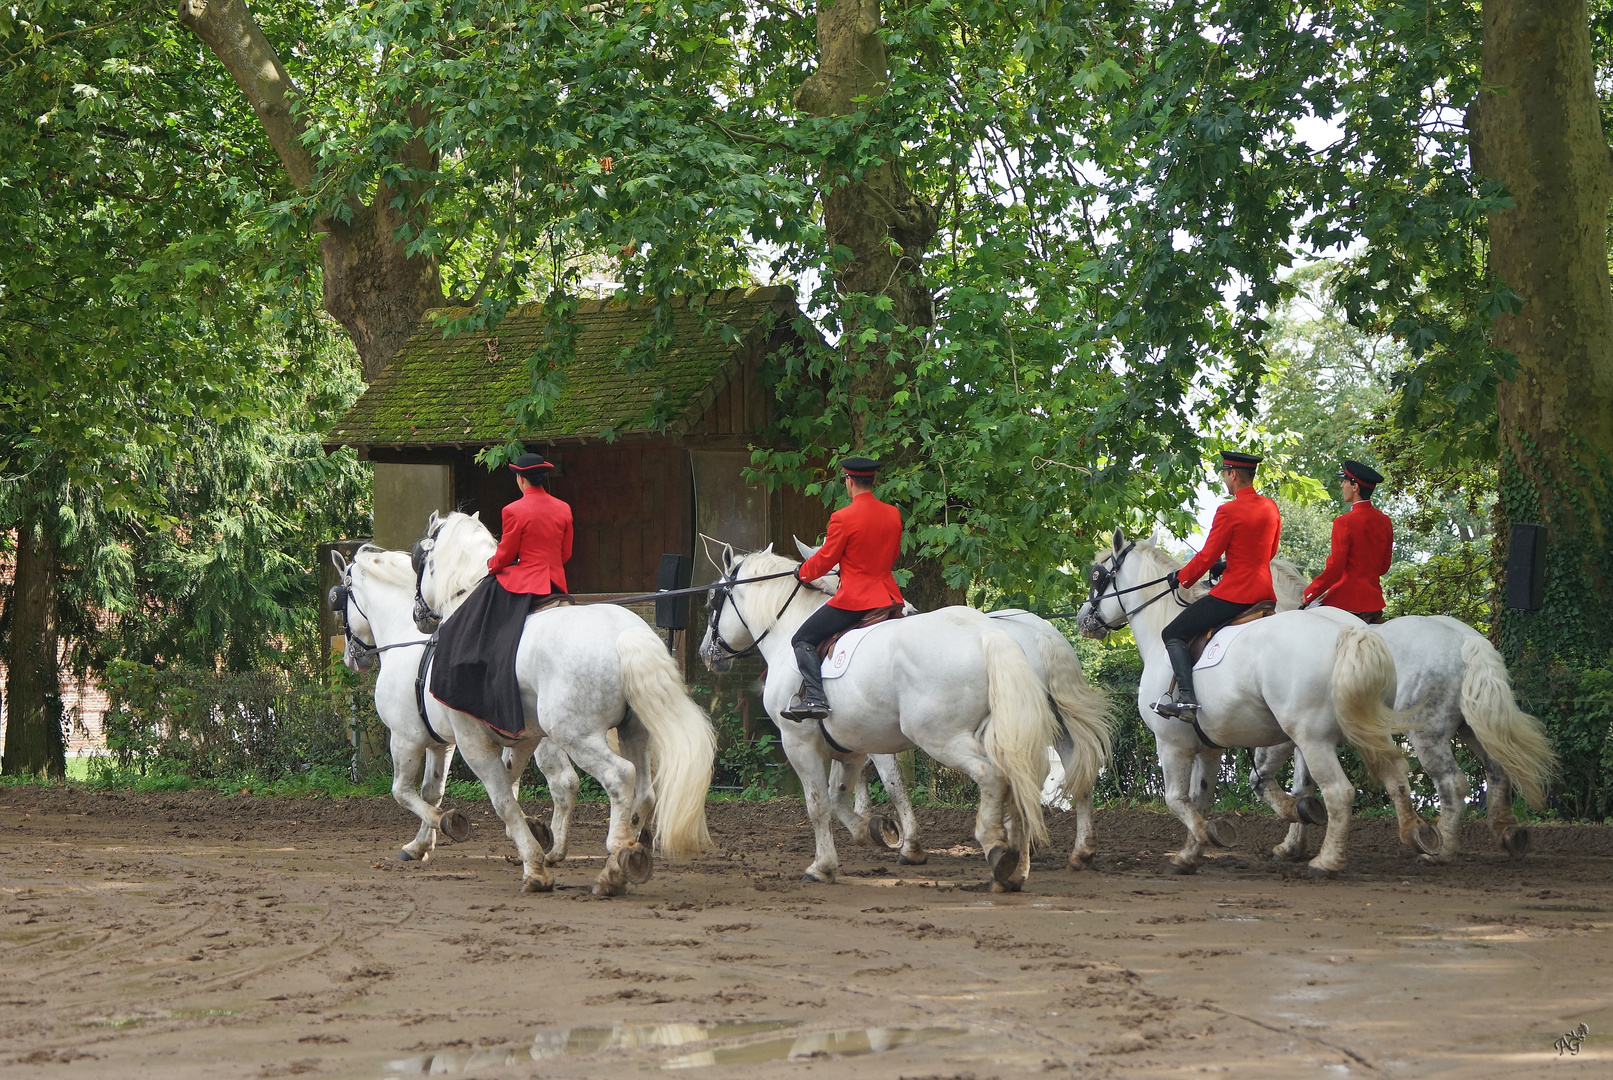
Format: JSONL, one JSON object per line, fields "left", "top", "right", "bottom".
{"left": 1167, "top": 859, "right": 1198, "bottom": 876}
{"left": 521, "top": 877, "right": 553, "bottom": 894}
{"left": 1067, "top": 852, "right": 1096, "bottom": 872}
{"left": 591, "top": 880, "right": 626, "bottom": 897}
{"left": 802, "top": 870, "right": 833, "bottom": 884}
{"left": 986, "top": 845, "right": 1021, "bottom": 884}
{"left": 1502, "top": 826, "right": 1531, "bottom": 860}
{"left": 896, "top": 852, "right": 927, "bottom": 866}
{"left": 1410, "top": 823, "right": 1442, "bottom": 856}
{"left": 639, "top": 826, "right": 654, "bottom": 848}
{"left": 1306, "top": 863, "right": 1340, "bottom": 879}
{"left": 1416, "top": 853, "right": 1444, "bottom": 867}
{"left": 438, "top": 809, "right": 472, "bottom": 844}
{"left": 525, "top": 817, "right": 554, "bottom": 851}
{"left": 1295, "top": 796, "right": 1328, "bottom": 826}
{"left": 990, "top": 879, "right": 1023, "bottom": 894}
{"left": 868, "top": 815, "right": 902, "bottom": 851}
{"left": 396, "top": 850, "right": 416, "bottom": 862}
{"left": 621, "top": 843, "right": 654, "bottom": 885}
{"left": 1205, "top": 818, "right": 1239, "bottom": 849}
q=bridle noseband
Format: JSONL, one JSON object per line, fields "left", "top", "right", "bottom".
{"left": 329, "top": 568, "right": 431, "bottom": 663}
{"left": 1084, "top": 542, "right": 1187, "bottom": 633}
{"left": 705, "top": 557, "right": 812, "bottom": 661}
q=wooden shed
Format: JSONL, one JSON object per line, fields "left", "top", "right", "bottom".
{"left": 324, "top": 286, "right": 829, "bottom": 653}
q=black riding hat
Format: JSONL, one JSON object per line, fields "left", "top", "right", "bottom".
{"left": 1338, "top": 460, "right": 1383, "bottom": 489}
{"left": 840, "top": 456, "right": 881, "bottom": 479}
{"left": 510, "top": 452, "right": 555, "bottom": 474}
{"left": 1219, "top": 451, "right": 1262, "bottom": 470}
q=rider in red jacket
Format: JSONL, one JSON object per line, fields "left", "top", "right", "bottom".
{"left": 488, "top": 455, "right": 573, "bottom": 595}
{"left": 1303, "top": 460, "right": 1392, "bottom": 622}
{"left": 782, "top": 457, "right": 904, "bottom": 721}
{"left": 1155, "top": 451, "right": 1282, "bottom": 721}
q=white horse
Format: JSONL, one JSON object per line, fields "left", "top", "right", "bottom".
{"left": 415, "top": 511, "right": 716, "bottom": 895}
{"left": 698, "top": 544, "right": 1090, "bottom": 892}
{"left": 330, "top": 546, "right": 587, "bottom": 864}
{"left": 1252, "top": 614, "right": 1557, "bottom": 864}
{"left": 1077, "top": 530, "right": 1428, "bottom": 877}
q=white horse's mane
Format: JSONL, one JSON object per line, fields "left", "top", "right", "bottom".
{"left": 1270, "top": 557, "right": 1306, "bottom": 611}
{"left": 352, "top": 545, "right": 416, "bottom": 590}
{"left": 728, "top": 548, "right": 816, "bottom": 627}
{"left": 427, "top": 511, "right": 497, "bottom": 614}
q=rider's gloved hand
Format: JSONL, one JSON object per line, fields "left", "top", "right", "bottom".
{"left": 1165, "top": 570, "right": 1180, "bottom": 589}
{"left": 1209, "top": 558, "right": 1226, "bottom": 581}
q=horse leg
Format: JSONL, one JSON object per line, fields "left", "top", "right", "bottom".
{"left": 534, "top": 737, "right": 577, "bottom": 864}
{"left": 828, "top": 756, "right": 873, "bottom": 844}
{"left": 1293, "top": 738, "right": 1355, "bottom": 877}
{"left": 870, "top": 754, "right": 926, "bottom": 865}
{"left": 924, "top": 732, "right": 1017, "bottom": 889}
{"left": 1193, "top": 748, "right": 1239, "bottom": 849}
{"left": 1159, "top": 740, "right": 1209, "bottom": 874}
{"left": 388, "top": 732, "right": 441, "bottom": 862}
{"left": 778, "top": 727, "right": 841, "bottom": 883}
{"left": 1465, "top": 723, "right": 1529, "bottom": 859}
{"left": 413, "top": 743, "right": 455, "bottom": 861}
{"left": 454, "top": 724, "right": 551, "bottom": 892}
{"left": 1052, "top": 732, "right": 1096, "bottom": 871}
{"left": 1409, "top": 727, "right": 1466, "bottom": 863}
{"left": 615, "top": 713, "right": 657, "bottom": 849}
{"left": 1270, "top": 747, "right": 1311, "bottom": 862}
{"left": 558, "top": 730, "right": 647, "bottom": 896}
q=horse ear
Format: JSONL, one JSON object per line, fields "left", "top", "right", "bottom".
{"left": 425, "top": 510, "right": 439, "bottom": 536}
{"left": 757, "top": 542, "right": 774, "bottom": 558}
{"left": 1112, "top": 527, "right": 1126, "bottom": 552}
{"left": 794, "top": 535, "right": 822, "bottom": 561}
{"left": 329, "top": 549, "right": 348, "bottom": 573}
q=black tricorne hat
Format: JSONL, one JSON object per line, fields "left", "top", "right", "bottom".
{"left": 1219, "top": 451, "right": 1262, "bottom": 470}
{"left": 840, "top": 456, "right": 881, "bottom": 479}
{"left": 1338, "top": 460, "right": 1384, "bottom": 489}
{"left": 510, "top": 452, "right": 555, "bottom": 474}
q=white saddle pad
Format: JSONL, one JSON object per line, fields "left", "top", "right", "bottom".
{"left": 821, "top": 625, "right": 881, "bottom": 680}
{"left": 1193, "top": 620, "right": 1257, "bottom": 670}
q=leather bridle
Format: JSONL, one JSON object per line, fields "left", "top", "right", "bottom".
{"left": 1083, "top": 542, "right": 1187, "bottom": 633}
{"left": 705, "top": 556, "right": 814, "bottom": 661}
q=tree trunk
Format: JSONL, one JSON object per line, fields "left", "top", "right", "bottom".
{"left": 179, "top": 0, "right": 442, "bottom": 378}
{"left": 1473, "top": 0, "right": 1613, "bottom": 679}
{"left": 795, "top": 1, "right": 957, "bottom": 609}
{"left": 3, "top": 518, "right": 65, "bottom": 778}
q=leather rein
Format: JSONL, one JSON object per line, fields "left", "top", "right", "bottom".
{"left": 1083, "top": 542, "right": 1189, "bottom": 633}
{"left": 705, "top": 557, "right": 819, "bottom": 661}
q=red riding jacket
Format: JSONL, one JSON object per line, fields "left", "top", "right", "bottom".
{"left": 797, "top": 491, "right": 904, "bottom": 611}
{"left": 1304, "top": 500, "right": 1393, "bottom": 613}
{"left": 1179, "top": 486, "right": 1283, "bottom": 604}
{"left": 487, "top": 486, "right": 573, "bottom": 595}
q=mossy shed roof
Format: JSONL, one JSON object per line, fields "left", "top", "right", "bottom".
{"left": 326, "top": 286, "right": 804, "bottom": 449}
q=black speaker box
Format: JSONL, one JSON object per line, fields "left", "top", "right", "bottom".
{"left": 1505, "top": 523, "right": 1546, "bottom": 611}
{"left": 656, "top": 553, "right": 693, "bottom": 629}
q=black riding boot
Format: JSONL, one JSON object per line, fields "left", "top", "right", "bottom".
{"left": 782, "top": 640, "right": 831, "bottom": 721}
{"left": 1154, "top": 639, "right": 1200, "bottom": 720}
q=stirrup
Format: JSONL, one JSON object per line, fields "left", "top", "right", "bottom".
{"left": 1152, "top": 695, "right": 1200, "bottom": 721}
{"left": 781, "top": 695, "right": 829, "bottom": 722}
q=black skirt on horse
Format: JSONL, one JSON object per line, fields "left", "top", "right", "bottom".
{"left": 429, "top": 575, "right": 550, "bottom": 739}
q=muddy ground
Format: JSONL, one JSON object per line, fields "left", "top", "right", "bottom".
{"left": 2, "top": 789, "right": 1611, "bottom": 1079}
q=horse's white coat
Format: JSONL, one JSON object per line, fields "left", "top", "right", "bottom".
{"left": 699, "top": 546, "right": 1087, "bottom": 890}
{"left": 1077, "top": 531, "right": 1418, "bottom": 875}
{"left": 415, "top": 512, "right": 716, "bottom": 895}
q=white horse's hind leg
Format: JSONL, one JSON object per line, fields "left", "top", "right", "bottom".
{"left": 1294, "top": 738, "right": 1355, "bottom": 876}
{"left": 615, "top": 714, "right": 656, "bottom": 847}
{"left": 828, "top": 756, "right": 873, "bottom": 844}
{"left": 534, "top": 737, "right": 578, "bottom": 864}
{"left": 1159, "top": 740, "right": 1209, "bottom": 873}
{"left": 869, "top": 755, "right": 926, "bottom": 864}
{"left": 926, "top": 732, "right": 1018, "bottom": 889}
{"left": 1409, "top": 726, "right": 1467, "bottom": 863}
{"left": 560, "top": 730, "right": 648, "bottom": 896}
{"left": 1054, "top": 732, "right": 1096, "bottom": 871}
{"left": 1466, "top": 725, "right": 1529, "bottom": 858}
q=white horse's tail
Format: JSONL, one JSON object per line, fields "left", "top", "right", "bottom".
{"left": 616, "top": 625, "right": 716, "bottom": 857}
{"left": 1458, "top": 635, "right": 1556, "bottom": 810}
{"left": 981, "top": 627, "right": 1060, "bottom": 850}
{"left": 1035, "top": 633, "right": 1113, "bottom": 800}
{"left": 1329, "top": 624, "right": 1407, "bottom": 786}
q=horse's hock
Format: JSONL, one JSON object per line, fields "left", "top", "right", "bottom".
{"left": 323, "top": 287, "right": 833, "bottom": 687}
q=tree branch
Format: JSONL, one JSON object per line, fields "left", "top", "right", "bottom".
{"left": 177, "top": 0, "right": 315, "bottom": 190}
